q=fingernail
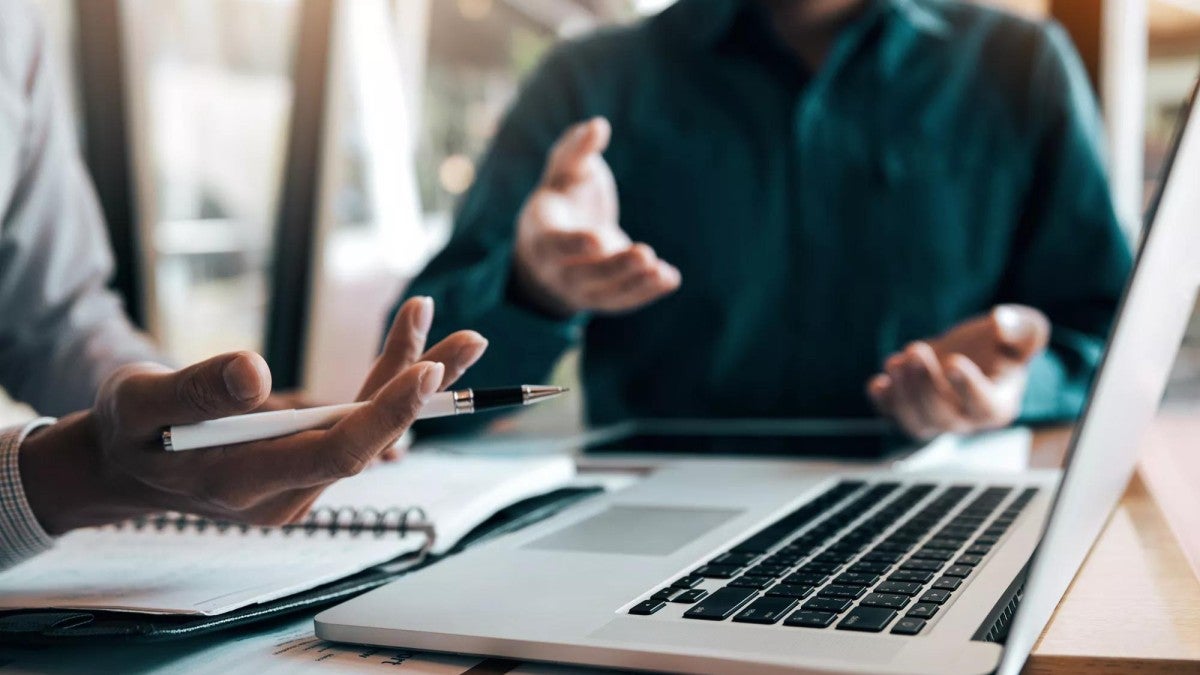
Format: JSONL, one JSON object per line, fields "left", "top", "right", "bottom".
{"left": 993, "top": 305, "right": 1028, "bottom": 343}
{"left": 459, "top": 338, "right": 488, "bottom": 366}
{"left": 223, "top": 353, "right": 269, "bottom": 401}
{"left": 413, "top": 297, "right": 434, "bottom": 337}
{"left": 419, "top": 363, "right": 444, "bottom": 400}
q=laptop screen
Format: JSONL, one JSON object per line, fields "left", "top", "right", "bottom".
{"left": 998, "top": 60, "right": 1200, "bottom": 674}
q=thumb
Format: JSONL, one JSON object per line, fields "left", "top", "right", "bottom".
{"left": 543, "top": 117, "right": 611, "bottom": 189}
{"left": 991, "top": 304, "right": 1051, "bottom": 361}
{"left": 111, "top": 352, "right": 272, "bottom": 435}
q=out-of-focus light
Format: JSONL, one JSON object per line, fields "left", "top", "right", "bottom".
{"left": 457, "top": 0, "right": 492, "bottom": 20}
{"left": 439, "top": 154, "right": 476, "bottom": 195}
{"left": 633, "top": 0, "right": 676, "bottom": 15}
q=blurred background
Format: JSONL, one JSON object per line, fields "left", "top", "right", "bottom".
{"left": 3, "top": 0, "right": 1198, "bottom": 428}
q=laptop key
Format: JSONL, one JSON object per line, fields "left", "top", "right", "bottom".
{"left": 650, "top": 588, "right": 677, "bottom": 602}
{"left": 911, "top": 548, "right": 956, "bottom": 562}
{"left": 711, "top": 551, "right": 759, "bottom": 566}
{"left": 848, "top": 561, "right": 891, "bottom": 574}
{"left": 733, "top": 596, "right": 799, "bottom": 624}
{"left": 943, "top": 565, "right": 973, "bottom": 578}
{"left": 837, "top": 606, "right": 898, "bottom": 632}
{"left": 766, "top": 584, "right": 814, "bottom": 599}
{"left": 684, "top": 587, "right": 758, "bottom": 621}
{"left": 672, "top": 575, "right": 705, "bottom": 589}
{"left": 819, "top": 584, "right": 865, "bottom": 600}
{"left": 931, "top": 576, "right": 962, "bottom": 591}
{"left": 891, "top": 617, "right": 927, "bottom": 635}
{"left": 747, "top": 564, "right": 790, "bottom": 578}
{"left": 802, "top": 597, "right": 852, "bottom": 613}
{"left": 728, "top": 575, "right": 774, "bottom": 590}
{"left": 785, "top": 572, "right": 828, "bottom": 586}
{"left": 888, "top": 570, "right": 933, "bottom": 584}
{"left": 801, "top": 561, "right": 842, "bottom": 574}
{"left": 860, "top": 593, "right": 910, "bottom": 610}
{"left": 876, "top": 581, "right": 923, "bottom": 596}
{"left": 833, "top": 572, "right": 879, "bottom": 587}
{"left": 784, "top": 610, "right": 837, "bottom": 628}
{"left": 861, "top": 550, "right": 903, "bottom": 564}
{"left": 901, "top": 559, "right": 944, "bottom": 572}
{"left": 693, "top": 564, "right": 743, "bottom": 579}
{"left": 906, "top": 602, "right": 940, "bottom": 619}
{"left": 919, "top": 589, "right": 952, "bottom": 605}
{"left": 672, "top": 589, "right": 708, "bottom": 603}
{"left": 629, "top": 600, "right": 666, "bottom": 615}
{"left": 955, "top": 554, "right": 984, "bottom": 567}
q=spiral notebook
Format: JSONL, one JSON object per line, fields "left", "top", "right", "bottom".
{"left": 0, "top": 452, "right": 575, "bottom": 616}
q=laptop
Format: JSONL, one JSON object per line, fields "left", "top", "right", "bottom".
{"left": 315, "top": 78, "right": 1200, "bottom": 675}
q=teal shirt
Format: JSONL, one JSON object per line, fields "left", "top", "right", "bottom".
{"left": 403, "top": 0, "right": 1133, "bottom": 432}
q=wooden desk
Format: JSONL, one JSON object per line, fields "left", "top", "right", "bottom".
{"left": 1025, "top": 427, "right": 1200, "bottom": 674}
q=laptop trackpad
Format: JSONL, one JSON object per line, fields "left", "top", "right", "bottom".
{"left": 524, "top": 505, "right": 742, "bottom": 556}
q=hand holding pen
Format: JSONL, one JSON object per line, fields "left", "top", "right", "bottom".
{"left": 20, "top": 297, "right": 489, "bottom": 534}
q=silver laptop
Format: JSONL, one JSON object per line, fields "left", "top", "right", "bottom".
{"left": 316, "top": 80, "right": 1200, "bottom": 675}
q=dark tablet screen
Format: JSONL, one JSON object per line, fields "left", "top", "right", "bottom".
{"left": 583, "top": 426, "right": 913, "bottom": 460}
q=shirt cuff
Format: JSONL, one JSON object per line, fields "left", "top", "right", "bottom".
{"left": 0, "top": 417, "right": 57, "bottom": 570}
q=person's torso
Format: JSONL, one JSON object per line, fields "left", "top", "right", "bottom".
{"left": 563, "top": 0, "right": 1050, "bottom": 423}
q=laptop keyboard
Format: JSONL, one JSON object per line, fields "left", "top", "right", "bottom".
{"left": 627, "top": 481, "right": 1038, "bottom": 636}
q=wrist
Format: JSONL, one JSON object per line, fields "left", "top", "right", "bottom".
{"left": 19, "top": 412, "right": 154, "bottom": 535}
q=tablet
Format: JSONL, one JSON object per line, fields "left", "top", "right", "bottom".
{"left": 581, "top": 419, "right": 913, "bottom": 461}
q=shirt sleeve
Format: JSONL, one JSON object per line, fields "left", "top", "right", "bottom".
{"left": 402, "top": 46, "right": 590, "bottom": 435}
{"left": 0, "top": 1, "right": 162, "bottom": 417}
{"left": 1002, "top": 22, "right": 1135, "bottom": 423}
{"left": 0, "top": 418, "right": 56, "bottom": 571}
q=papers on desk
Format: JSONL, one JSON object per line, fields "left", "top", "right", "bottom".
{"left": 0, "top": 452, "right": 576, "bottom": 616}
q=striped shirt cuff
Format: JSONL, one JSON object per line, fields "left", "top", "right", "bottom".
{"left": 0, "top": 418, "right": 57, "bottom": 570}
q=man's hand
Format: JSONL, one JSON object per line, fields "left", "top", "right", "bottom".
{"left": 18, "top": 297, "right": 487, "bottom": 535}
{"left": 866, "top": 304, "right": 1051, "bottom": 440}
{"left": 513, "top": 117, "right": 681, "bottom": 317}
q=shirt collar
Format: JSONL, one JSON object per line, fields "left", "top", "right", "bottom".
{"left": 660, "top": 0, "right": 950, "bottom": 49}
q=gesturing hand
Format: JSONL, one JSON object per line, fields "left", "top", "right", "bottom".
{"left": 513, "top": 116, "right": 681, "bottom": 317}
{"left": 866, "top": 304, "right": 1051, "bottom": 440}
{"left": 18, "top": 297, "right": 487, "bottom": 535}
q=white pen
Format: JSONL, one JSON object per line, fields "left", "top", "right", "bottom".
{"left": 161, "top": 386, "right": 567, "bottom": 452}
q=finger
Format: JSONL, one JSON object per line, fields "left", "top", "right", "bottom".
{"left": 329, "top": 361, "right": 444, "bottom": 475}
{"left": 543, "top": 117, "right": 611, "bottom": 189}
{"left": 906, "top": 343, "right": 970, "bottom": 433}
{"left": 357, "top": 297, "right": 434, "bottom": 401}
{"left": 591, "top": 260, "right": 681, "bottom": 312}
{"left": 866, "top": 374, "right": 895, "bottom": 415}
{"left": 561, "top": 243, "right": 658, "bottom": 288}
{"left": 991, "top": 304, "right": 1051, "bottom": 363}
{"left": 885, "top": 350, "right": 936, "bottom": 439}
{"left": 945, "top": 354, "right": 1003, "bottom": 423}
{"left": 113, "top": 352, "right": 272, "bottom": 435}
{"left": 416, "top": 330, "right": 488, "bottom": 390}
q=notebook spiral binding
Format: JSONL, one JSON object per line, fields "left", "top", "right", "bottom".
{"left": 111, "top": 506, "right": 435, "bottom": 548}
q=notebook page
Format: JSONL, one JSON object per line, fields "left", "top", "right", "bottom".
{"left": 314, "top": 452, "right": 576, "bottom": 554}
{"left": 0, "top": 526, "right": 420, "bottom": 615}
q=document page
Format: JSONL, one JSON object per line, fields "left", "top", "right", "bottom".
{"left": 0, "top": 526, "right": 420, "bottom": 615}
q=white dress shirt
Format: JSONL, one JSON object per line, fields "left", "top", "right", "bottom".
{"left": 0, "top": 0, "right": 161, "bottom": 569}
